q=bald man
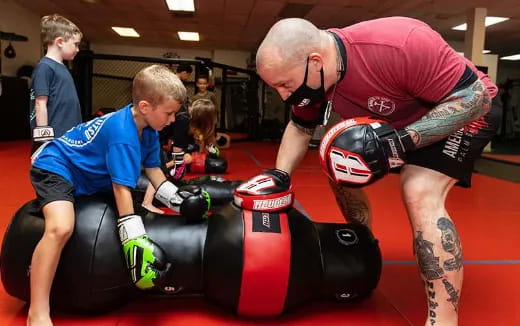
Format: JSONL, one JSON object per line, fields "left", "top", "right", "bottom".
{"left": 254, "top": 17, "right": 500, "bottom": 326}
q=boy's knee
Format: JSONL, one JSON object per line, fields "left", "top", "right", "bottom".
{"left": 45, "top": 224, "right": 74, "bottom": 242}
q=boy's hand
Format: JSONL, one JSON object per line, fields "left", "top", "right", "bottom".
{"left": 33, "top": 126, "right": 54, "bottom": 144}
{"left": 154, "top": 181, "right": 211, "bottom": 221}
{"left": 207, "top": 144, "right": 220, "bottom": 158}
{"left": 117, "top": 214, "right": 172, "bottom": 290}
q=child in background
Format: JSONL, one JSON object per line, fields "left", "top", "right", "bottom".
{"left": 191, "top": 75, "right": 217, "bottom": 106}
{"left": 191, "top": 76, "right": 231, "bottom": 149}
{"left": 141, "top": 99, "right": 220, "bottom": 214}
{"left": 30, "top": 14, "right": 83, "bottom": 154}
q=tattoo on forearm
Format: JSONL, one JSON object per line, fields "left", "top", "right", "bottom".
{"left": 414, "top": 231, "right": 444, "bottom": 280}
{"left": 328, "top": 180, "right": 370, "bottom": 225}
{"left": 426, "top": 281, "right": 438, "bottom": 325}
{"left": 437, "top": 217, "right": 463, "bottom": 271}
{"left": 293, "top": 121, "right": 315, "bottom": 136}
{"left": 406, "top": 79, "right": 490, "bottom": 148}
{"left": 442, "top": 279, "right": 460, "bottom": 312}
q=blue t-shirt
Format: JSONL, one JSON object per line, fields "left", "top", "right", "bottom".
{"left": 29, "top": 57, "right": 82, "bottom": 137}
{"left": 33, "top": 105, "right": 161, "bottom": 195}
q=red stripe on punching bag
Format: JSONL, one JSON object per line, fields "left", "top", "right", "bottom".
{"left": 237, "top": 210, "right": 291, "bottom": 316}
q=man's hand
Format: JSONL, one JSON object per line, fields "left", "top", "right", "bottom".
{"left": 117, "top": 214, "right": 171, "bottom": 290}
{"left": 234, "top": 169, "right": 294, "bottom": 212}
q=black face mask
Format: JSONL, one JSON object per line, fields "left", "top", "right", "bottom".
{"left": 285, "top": 57, "right": 325, "bottom": 107}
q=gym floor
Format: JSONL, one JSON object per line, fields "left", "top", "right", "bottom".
{"left": 1, "top": 140, "right": 519, "bottom": 325}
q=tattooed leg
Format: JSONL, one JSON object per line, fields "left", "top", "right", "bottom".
{"left": 328, "top": 179, "right": 371, "bottom": 227}
{"left": 438, "top": 217, "right": 463, "bottom": 272}
{"left": 413, "top": 218, "right": 463, "bottom": 326}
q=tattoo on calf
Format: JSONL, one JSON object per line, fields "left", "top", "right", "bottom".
{"left": 414, "top": 231, "right": 444, "bottom": 280}
{"left": 442, "top": 279, "right": 460, "bottom": 312}
{"left": 437, "top": 217, "right": 463, "bottom": 271}
{"left": 426, "top": 281, "right": 438, "bottom": 325}
{"left": 329, "top": 181, "right": 370, "bottom": 225}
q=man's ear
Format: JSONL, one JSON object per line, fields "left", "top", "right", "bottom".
{"left": 308, "top": 52, "right": 323, "bottom": 71}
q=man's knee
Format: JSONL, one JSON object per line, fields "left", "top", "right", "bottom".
{"left": 400, "top": 165, "right": 455, "bottom": 210}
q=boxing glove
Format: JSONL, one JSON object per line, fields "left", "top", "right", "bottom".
{"left": 234, "top": 169, "right": 294, "bottom": 212}
{"left": 170, "top": 150, "right": 187, "bottom": 181}
{"left": 207, "top": 144, "right": 220, "bottom": 158}
{"left": 117, "top": 214, "right": 171, "bottom": 291}
{"left": 154, "top": 180, "right": 210, "bottom": 221}
{"left": 319, "top": 117, "right": 416, "bottom": 187}
{"left": 32, "top": 126, "right": 54, "bottom": 145}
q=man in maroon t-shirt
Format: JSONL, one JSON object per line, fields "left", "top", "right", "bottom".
{"left": 250, "top": 17, "right": 500, "bottom": 325}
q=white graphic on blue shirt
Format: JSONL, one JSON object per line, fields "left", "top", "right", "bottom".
{"left": 58, "top": 111, "right": 115, "bottom": 147}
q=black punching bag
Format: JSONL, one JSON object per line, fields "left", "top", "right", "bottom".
{"left": 1, "top": 197, "right": 381, "bottom": 316}
{"left": 0, "top": 195, "right": 137, "bottom": 314}
{"left": 203, "top": 204, "right": 382, "bottom": 317}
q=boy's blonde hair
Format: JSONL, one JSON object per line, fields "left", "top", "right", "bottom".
{"left": 190, "top": 99, "right": 218, "bottom": 146}
{"left": 41, "top": 14, "right": 82, "bottom": 46}
{"left": 132, "top": 65, "right": 187, "bottom": 106}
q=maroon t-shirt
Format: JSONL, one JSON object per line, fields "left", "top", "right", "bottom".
{"left": 292, "top": 17, "right": 498, "bottom": 129}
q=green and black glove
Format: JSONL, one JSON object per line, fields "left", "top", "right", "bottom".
{"left": 117, "top": 214, "right": 171, "bottom": 290}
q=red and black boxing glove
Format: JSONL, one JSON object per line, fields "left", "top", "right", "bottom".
{"left": 234, "top": 169, "right": 294, "bottom": 212}
{"left": 319, "top": 117, "right": 415, "bottom": 187}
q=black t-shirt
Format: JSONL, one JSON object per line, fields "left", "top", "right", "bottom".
{"left": 29, "top": 57, "right": 82, "bottom": 137}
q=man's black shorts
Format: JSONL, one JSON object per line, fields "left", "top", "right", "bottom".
{"left": 406, "top": 102, "right": 502, "bottom": 187}
{"left": 30, "top": 167, "right": 75, "bottom": 210}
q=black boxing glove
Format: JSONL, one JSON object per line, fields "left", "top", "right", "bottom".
{"left": 154, "top": 181, "right": 210, "bottom": 221}
{"left": 205, "top": 156, "right": 228, "bottom": 174}
{"left": 234, "top": 169, "right": 294, "bottom": 212}
{"left": 319, "top": 117, "right": 415, "bottom": 187}
{"left": 185, "top": 143, "right": 200, "bottom": 154}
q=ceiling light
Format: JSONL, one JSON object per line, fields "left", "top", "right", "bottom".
{"left": 178, "top": 31, "right": 199, "bottom": 41}
{"left": 452, "top": 16, "right": 509, "bottom": 31}
{"left": 166, "top": 0, "right": 195, "bottom": 12}
{"left": 111, "top": 27, "right": 140, "bottom": 37}
{"left": 500, "top": 54, "right": 520, "bottom": 61}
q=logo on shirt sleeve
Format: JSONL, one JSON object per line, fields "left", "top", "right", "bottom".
{"left": 367, "top": 96, "right": 396, "bottom": 116}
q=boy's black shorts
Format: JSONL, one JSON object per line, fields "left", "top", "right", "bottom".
{"left": 405, "top": 102, "right": 502, "bottom": 187}
{"left": 30, "top": 167, "right": 75, "bottom": 210}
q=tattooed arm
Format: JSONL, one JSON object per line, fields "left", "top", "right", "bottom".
{"left": 276, "top": 120, "right": 313, "bottom": 175}
{"left": 405, "top": 78, "right": 491, "bottom": 148}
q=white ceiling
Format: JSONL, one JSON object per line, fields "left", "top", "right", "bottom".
{"left": 12, "top": 0, "right": 520, "bottom": 56}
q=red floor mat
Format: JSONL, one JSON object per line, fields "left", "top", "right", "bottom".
{"left": 1, "top": 140, "right": 519, "bottom": 325}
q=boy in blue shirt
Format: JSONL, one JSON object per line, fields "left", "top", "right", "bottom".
{"left": 28, "top": 65, "right": 209, "bottom": 326}
{"left": 29, "top": 14, "right": 83, "bottom": 154}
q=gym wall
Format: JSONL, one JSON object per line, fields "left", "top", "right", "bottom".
{"left": 0, "top": 0, "right": 40, "bottom": 77}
